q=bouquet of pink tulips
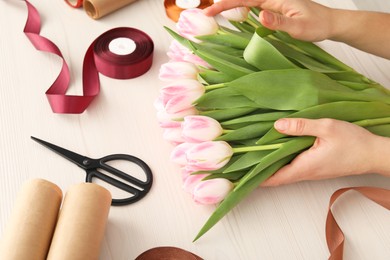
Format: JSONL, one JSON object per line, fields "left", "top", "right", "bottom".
{"left": 155, "top": 7, "right": 390, "bottom": 241}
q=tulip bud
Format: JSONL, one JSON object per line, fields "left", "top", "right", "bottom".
{"left": 167, "top": 40, "right": 187, "bottom": 62}
{"left": 170, "top": 142, "right": 196, "bottom": 165}
{"left": 186, "top": 141, "right": 233, "bottom": 171}
{"left": 181, "top": 167, "right": 193, "bottom": 181}
{"left": 162, "top": 122, "right": 185, "bottom": 144}
{"left": 183, "top": 173, "right": 209, "bottom": 193}
{"left": 167, "top": 40, "right": 212, "bottom": 68}
{"left": 176, "top": 8, "right": 219, "bottom": 43}
{"left": 182, "top": 115, "right": 223, "bottom": 142}
{"left": 193, "top": 178, "right": 234, "bottom": 204}
{"left": 156, "top": 106, "right": 199, "bottom": 128}
{"left": 213, "top": 0, "right": 249, "bottom": 22}
{"left": 159, "top": 61, "right": 199, "bottom": 82}
{"left": 159, "top": 79, "right": 205, "bottom": 113}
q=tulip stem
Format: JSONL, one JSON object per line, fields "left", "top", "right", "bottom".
{"left": 232, "top": 143, "right": 283, "bottom": 153}
{"left": 246, "top": 19, "right": 259, "bottom": 29}
{"left": 354, "top": 117, "right": 390, "bottom": 127}
{"left": 222, "top": 129, "right": 234, "bottom": 134}
{"left": 205, "top": 83, "right": 226, "bottom": 91}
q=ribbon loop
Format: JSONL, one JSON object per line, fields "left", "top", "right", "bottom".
{"left": 326, "top": 186, "right": 390, "bottom": 260}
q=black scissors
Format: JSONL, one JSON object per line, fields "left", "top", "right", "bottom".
{"left": 31, "top": 136, "right": 153, "bottom": 206}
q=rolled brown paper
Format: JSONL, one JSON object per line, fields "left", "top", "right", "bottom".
{"left": 0, "top": 179, "right": 63, "bottom": 260}
{"left": 46, "top": 183, "right": 111, "bottom": 260}
{"left": 84, "top": 0, "right": 138, "bottom": 19}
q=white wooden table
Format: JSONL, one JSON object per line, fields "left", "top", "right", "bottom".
{"left": 1, "top": 0, "right": 389, "bottom": 259}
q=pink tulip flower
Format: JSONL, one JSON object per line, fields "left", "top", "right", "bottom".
{"left": 170, "top": 142, "right": 196, "bottom": 166}
{"left": 182, "top": 115, "right": 223, "bottom": 142}
{"left": 186, "top": 141, "right": 233, "bottom": 171}
{"left": 213, "top": 0, "right": 249, "bottom": 22}
{"left": 176, "top": 8, "right": 219, "bottom": 43}
{"left": 162, "top": 122, "right": 185, "bottom": 144}
{"left": 166, "top": 40, "right": 189, "bottom": 62}
{"left": 156, "top": 106, "right": 199, "bottom": 128}
{"left": 167, "top": 40, "right": 212, "bottom": 68}
{"left": 193, "top": 178, "right": 234, "bottom": 204}
{"left": 159, "top": 79, "right": 205, "bottom": 114}
{"left": 181, "top": 167, "right": 193, "bottom": 181}
{"left": 183, "top": 173, "right": 210, "bottom": 193}
{"left": 159, "top": 61, "right": 199, "bottom": 82}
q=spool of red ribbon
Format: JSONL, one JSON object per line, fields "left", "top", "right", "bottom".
{"left": 92, "top": 27, "right": 154, "bottom": 79}
{"left": 23, "top": 1, "right": 153, "bottom": 114}
{"left": 164, "top": 0, "right": 214, "bottom": 22}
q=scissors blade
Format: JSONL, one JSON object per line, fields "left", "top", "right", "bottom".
{"left": 31, "top": 136, "right": 89, "bottom": 169}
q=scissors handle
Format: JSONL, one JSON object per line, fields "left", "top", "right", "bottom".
{"left": 85, "top": 154, "right": 153, "bottom": 206}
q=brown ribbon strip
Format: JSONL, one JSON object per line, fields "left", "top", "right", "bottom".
{"left": 135, "top": 246, "right": 203, "bottom": 260}
{"left": 326, "top": 186, "right": 390, "bottom": 260}
{"left": 164, "top": 0, "right": 214, "bottom": 22}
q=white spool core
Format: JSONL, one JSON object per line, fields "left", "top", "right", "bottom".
{"left": 175, "top": 0, "right": 201, "bottom": 9}
{"left": 108, "top": 37, "right": 136, "bottom": 55}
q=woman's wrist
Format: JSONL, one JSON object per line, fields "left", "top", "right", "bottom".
{"left": 369, "top": 135, "right": 390, "bottom": 177}
{"left": 328, "top": 8, "right": 357, "bottom": 43}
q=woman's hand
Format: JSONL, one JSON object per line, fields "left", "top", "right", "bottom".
{"left": 204, "top": 0, "right": 333, "bottom": 42}
{"left": 261, "top": 118, "right": 390, "bottom": 186}
{"left": 204, "top": 0, "right": 390, "bottom": 58}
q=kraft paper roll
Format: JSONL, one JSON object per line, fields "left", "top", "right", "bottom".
{"left": 84, "top": 0, "right": 138, "bottom": 19}
{"left": 0, "top": 179, "right": 62, "bottom": 260}
{"left": 46, "top": 183, "right": 111, "bottom": 260}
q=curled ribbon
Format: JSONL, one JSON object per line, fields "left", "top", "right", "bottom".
{"left": 326, "top": 186, "right": 390, "bottom": 260}
{"left": 164, "top": 0, "right": 214, "bottom": 22}
{"left": 23, "top": 1, "right": 153, "bottom": 113}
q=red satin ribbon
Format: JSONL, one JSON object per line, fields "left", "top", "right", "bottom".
{"left": 326, "top": 186, "right": 390, "bottom": 260}
{"left": 23, "top": 1, "right": 153, "bottom": 114}
{"left": 164, "top": 0, "right": 214, "bottom": 22}
{"left": 64, "top": 0, "right": 83, "bottom": 8}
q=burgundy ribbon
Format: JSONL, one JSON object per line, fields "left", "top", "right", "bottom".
{"left": 23, "top": 1, "right": 153, "bottom": 114}
{"left": 135, "top": 247, "right": 203, "bottom": 260}
{"left": 326, "top": 186, "right": 390, "bottom": 260}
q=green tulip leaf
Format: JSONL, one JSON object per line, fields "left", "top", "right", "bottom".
{"left": 221, "top": 111, "right": 293, "bottom": 126}
{"left": 244, "top": 28, "right": 298, "bottom": 70}
{"left": 223, "top": 150, "right": 272, "bottom": 173}
{"left": 193, "top": 154, "right": 295, "bottom": 242}
{"left": 203, "top": 171, "right": 247, "bottom": 181}
{"left": 200, "top": 107, "right": 258, "bottom": 121}
{"left": 365, "top": 124, "right": 390, "bottom": 137}
{"left": 257, "top": 101, "right": 390, "bottom": 144}
{"left": 229, "top": 21, "right": 256, "bottom": 34}
{"left": 265, "top": 38, "right": 339, "bottom": 72}
{"left": 217, "top": 121, "right": 274, "bottom": 141}
{"left": 199, "top": 70, "right": 234, "bottom": 84}
{"left": 196, "top": 86, "right": 262, "bottom": 110}
{"left": 236, "top": 137, "right": 314, "bottom": 190}
{"left": 273, "top": 31, "right": 353, "bottom": 71}
{"left": 164, "top": 26, "right": 196, "bottom": 52}
{"left": 196, "top": 33, "right": 250, "bottom": 50}
{"left": 226, "top": 69, "right": 390, "bottom": 110}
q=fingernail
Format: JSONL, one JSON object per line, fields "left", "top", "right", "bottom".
{"left": 274, "top": 119, "right": 288, "bottom": 131}
{"left": 262, "top": 11, "right": 274, "bottom": 24}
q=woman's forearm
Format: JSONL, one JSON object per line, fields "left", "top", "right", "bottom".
{"left": 329, "top": 9, "right": 390, "bottom": 59}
